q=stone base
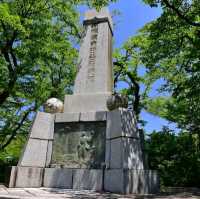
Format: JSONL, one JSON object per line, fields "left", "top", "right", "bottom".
{"left": 44, "top": 168, "right": 103, "bottom": 191}
{"left": 104, "top": 169, "right": 159, "bottom": 194}
{"left": 64, "top": 93, "right": 111, "bottom": 113}
{"left": 9, "top": 166, "right": 43, "bottom": 188}
{"left": 9, "top": 167, "right": 159, "bottom": 194}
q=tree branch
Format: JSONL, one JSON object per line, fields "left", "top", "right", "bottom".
{"left": 127, "top": 71, "right": 140, "bottom": 116}
{"left": 0, "top": 110, "right": 30, "bottom": 150}
{"left": 162, "top": 0, "right": 200, "bottom": 27}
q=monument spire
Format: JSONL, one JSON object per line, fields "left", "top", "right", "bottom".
{"left": 74, "top": 8, "right": 113, "bottom": 95}
{"left": 64, "top": 8, "right": 113, "bottom": 113}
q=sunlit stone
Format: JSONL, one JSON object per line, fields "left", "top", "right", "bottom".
{"left": 44, "top": 98, "right": 64, "bottom": 113}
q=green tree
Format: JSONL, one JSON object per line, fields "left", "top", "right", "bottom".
{"left": 113, "top": 37, "right": 154, "bottom": 120}
{"left": 0, "top": 0, "right": 116, "bottom": 152}
{"left": 129, "top": 0, "right": 200, "bottom": 134}
{"left": 146, "top": 127, "right": 200, "bottom": 187}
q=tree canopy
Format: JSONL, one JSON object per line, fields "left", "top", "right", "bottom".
{"left": 0, "top": 0, "right": 115, "bottom": 151}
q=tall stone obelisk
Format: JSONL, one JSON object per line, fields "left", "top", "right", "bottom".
{"left": 64, "top": 8, "right": 113, "bottom": 113}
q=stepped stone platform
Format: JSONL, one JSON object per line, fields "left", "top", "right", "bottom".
{"left": 0, "top": 186, "right": 199, "bottom": 199}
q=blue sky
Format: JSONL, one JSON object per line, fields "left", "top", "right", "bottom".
{"left": 79, "top": 0, "right": 179, "bottom": 133}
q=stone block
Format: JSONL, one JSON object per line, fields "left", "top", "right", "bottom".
{"left": 109, "top": 138, "right": 122, "bottom": 169}
{"left": 106, "top": 110, "right": 122, "bottom": 139}
{"left": 122, "top": 138, "right": 144, "bottom": 170}
{"left": 73, "top": 169, "right": 103, "bottom": 191}
{"left": 64, "top": 94, "right": 111, "bottom": 113}
{"left": 106, "top": 109, "right": 139, "bottom": 139}
{"left": 125, "top": 170, "right": 159, "bottom": 194}
{"left": 104, "top": 169, "right": 159, "bottom": 194}
{"left": 109, "top": 137, "right": 144, "bottom": 169}
{"left": 19, "top": 138, "right": 48, "bottom": 167}
{"left": 30, "top": 112, "right": 55, "bottom": 140}
{"left": 104, "top": 169, "right": 124, "bottom": 193}
{"left": 43, "top": 168, "right": 73, "bottom": 188}
{"left": 105, "top": 140, "right": 111, "bottom": 168}
{"left": 80, "top": 111, "right": 107, "bottom": 121}
{"left": 45, "top": 141, "right": 53, "bottom": 167}
{"left": 15, "top": 167, "right": 43, "bottom": 188}
{"left": 84, "top": 8, "right": 113, "bottom": 33}
{"left": 9, "top": 166, "right": 17, "bottom": 188}
{"left": 55, "top": 112, "right": 80, "bottom": 123}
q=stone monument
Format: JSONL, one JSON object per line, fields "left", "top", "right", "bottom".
{"left": 9, "top": 8, "right": 159, "bottom": 194}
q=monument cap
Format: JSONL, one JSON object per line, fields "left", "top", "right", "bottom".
{"left": 84, "top": 7, "right": 113, "bottom": 35}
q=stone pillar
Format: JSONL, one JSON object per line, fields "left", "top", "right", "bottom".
{"left": 74, "top": 8, "right": 113, "bottom": 94}
{"left": 64, "top": 8, "right": 113, "bottom": 113}
{"left": 104, "top": 109, "right": 159, "bottom": 194}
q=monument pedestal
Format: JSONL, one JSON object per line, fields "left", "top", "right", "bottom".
{"left": 64, "top": 93, "right": 111, "bottom": 113}
{"left": 9, "top": 109, "right": 159, "bottom": 194}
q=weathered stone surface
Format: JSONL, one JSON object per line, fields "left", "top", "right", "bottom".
{"left": 105, "top": 140, "right": 111, "bottom": 168}
{"left": 44, "top": 98, "right": 64, "bottom": 113}
{"left": 106, "top": 109, "right": 139, "bottom": 139}
{"left": 121, "top": 109, "right": 138, "bottom": 137}
{"left": 104, "top": 169, "right": 159, "bottom": 194}
{"left": 9, "top": 166, "right": 17, "bottom": 188}
{"left": 106, "top": 94, "right": 128, "bottom": 110}
{"left": 55, "top": 112, "right": 80, "bottom": 123}
{"left": 125, "top": 170, "right": 159, "bottom": 194}
{"left": 106, "top": 110, "right": 122, "bottom": 139}
{"left": 43, "top": 168, "right": 73, "bottom": 188}
{"left": 104, "top": 169, "right": 124, "bottom": 193}
{"left": 84, "top": 8, "right": 113, "bottom": 33}
{"left": 64, "top": 94, "right": 111, "bottom": 113}
{"left": 30, "top": 112, "right": 55, "bottom": 140}
{"left": 80, "top": 111, "right": 107, "bottom": 121}
{"left": 109, "top": 137, "right": 144, "bottom": 169}
{"left": 73, "top": 8, "right": 113, "bottom": 96}
{"left": 15, "top": 167, "right": 43, "bottom": 188}
{"left": 52, "top": 122, "right": 106, "bottom": 168}
{"left": 19, "top": 138, "right": 48, "bottom": 167}
{"left": 45, "top": 141, "right": 53, "bottom": 167}
{"left": 73, "top": 169, "right": 103, "bottom": 191}
{"left": 122, "top": 138, "right": 144, "bottom": 170}
{"left": 109, "top": 138, "right": 122, "bottom": 169}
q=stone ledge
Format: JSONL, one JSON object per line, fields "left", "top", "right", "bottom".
{"left": 80, "top": 111, "right": 107, "bottom": 121}
{"left": 64, "top": 94, "right": 111, "bottom": 113}
{"left": 55, "top": 112, "right": 80, "bottom": 123}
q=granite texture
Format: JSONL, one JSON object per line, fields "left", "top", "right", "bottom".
{"left": 12, "top": 167, "right": 43, "bottom": 188}
{"left": 19, "top": 138, "right": 49, "bottom": 167}
{"left": 104, "top": 169, "right": 159, "bottom": 194}
{"left": 73, "top": 169, "right": 103, "bottom": 191}
{"left": 43, "top": 168, "right": 73, "bottom": 188}
{"left": 30, "top": 112, "right": 55, "bottom": 140}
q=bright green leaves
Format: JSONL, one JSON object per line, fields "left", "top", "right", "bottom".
{"left": 0, "top": 3, "right": 26, "bottom": 35}
{"left": 84, "top": 0, "right": 117, "bottom": 10}
{"left": 0, "top": 0, "right": 116, "bottom": 153}
{"left": 133, "top": 0, "right": 200, "bottom": 133}
{"left": 146, "top": 128, "right": 200, "bottom": 186}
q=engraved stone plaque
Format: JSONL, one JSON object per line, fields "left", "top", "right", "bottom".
{"left": 51, "top": 122, "right": 106, "bottom": 168}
